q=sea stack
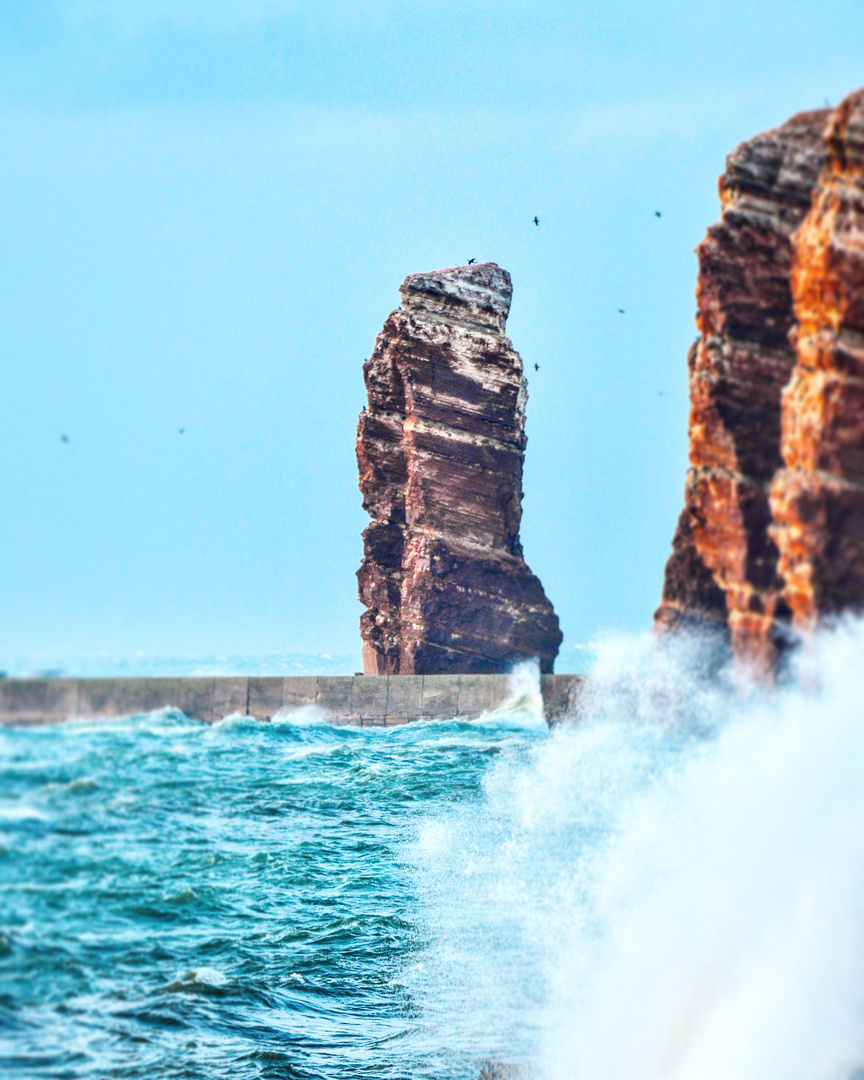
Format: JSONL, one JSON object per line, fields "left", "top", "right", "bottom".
{"left": 656, "top": 108, "right": 829, "bottom": 673}
{"left": 356, "top": 262, "right": 562, "bottom": 675}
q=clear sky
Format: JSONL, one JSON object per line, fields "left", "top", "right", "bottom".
{"left": 1, "top": 1, "right": 862, "bottom": 673}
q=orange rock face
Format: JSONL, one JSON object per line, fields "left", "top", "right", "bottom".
{"left": 657, "top": 109, "right": 829, "bottom": 671}
{"left": 771, "top": 91, "right": 864, "bottom": 626}
{"left": 653, "top": 346, "right": 729, "bottom": 635}
{"left": 660, "top": 89, "right": 864, "bottom": 667}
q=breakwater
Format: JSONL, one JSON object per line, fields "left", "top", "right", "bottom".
{"left": 0, "top": 673, "right": 583, "bottom": 728}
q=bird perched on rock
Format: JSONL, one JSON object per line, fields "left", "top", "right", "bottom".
{"left": 533, "top": 216, "right": 539, "bottom": 226}
{"left": 467, "top": 258, "right": 476, "bottom": 265}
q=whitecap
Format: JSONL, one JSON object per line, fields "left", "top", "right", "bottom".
{"left": 472, "top": 659, "right": 548, "bottom": 731}
{"left": 165, "top": 966, "right": 229, "bottom": 992}
{"left": 271, "top": 705, "right": 331, "bottom": 727}
{"left": 209, "top": 712, "right": 259, "bottom": 731}
{"left": 281, "top": 743, "right": 341, "bottom": 761}
{"left": 0, "top": 804, "right": 48, "bottom": 823}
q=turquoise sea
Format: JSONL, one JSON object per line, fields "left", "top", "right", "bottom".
{"left": 5, "top": 627, "right": 864, "bottom": 1080}
{"left": 0, "top": 700, "right": 552, "bottom": 1079}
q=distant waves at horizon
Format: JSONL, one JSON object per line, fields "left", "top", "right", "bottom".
{"left": 0, "top": 652, "right": 359, "bottom": 680}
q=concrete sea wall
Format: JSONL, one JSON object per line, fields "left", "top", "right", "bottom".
{"left": 0, "top": 674, "right": 584, "bottom": 729}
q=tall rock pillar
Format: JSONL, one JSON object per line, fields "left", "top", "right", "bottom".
{"left": 356, "top": 263, "right": 562, "bottom": 675}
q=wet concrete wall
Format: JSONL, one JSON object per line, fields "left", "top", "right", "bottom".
{"left": 0, "top": 674, "right": 583, "bottom": 728}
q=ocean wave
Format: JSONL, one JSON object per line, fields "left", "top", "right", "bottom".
{"left": 163, "top": 967, "right": 230, "bottom": 993}
{"left": 404, "top": 620, "right": 864, "bottom": 1080}
{"left": 271, "top": 705, "right": 332, "bottom": 727}
{"left": 0, "top": 803, "right": 49, "bottom": 823}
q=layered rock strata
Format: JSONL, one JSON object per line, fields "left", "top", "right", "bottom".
{"left": 657, "top": 109, "right": 829, "bottom": 670}
{"left": 356, "top": 263, "right": 562, "bottom": 675}
{"left": 654, "top": 497, "right": 728, "bottom": 634}
{"left": 771, "top": 91, "right": 864, "bottom": 625}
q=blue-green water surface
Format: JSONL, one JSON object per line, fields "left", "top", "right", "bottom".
{"left": 0, "top": 710, "right": 546, "bottom": 1079}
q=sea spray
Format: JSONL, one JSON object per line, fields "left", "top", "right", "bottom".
{"left": 477, "top": 659, "right": 547, "bottom": 728}
{"left": 544, "top": 621, "right": 864, "bottom": 1080}
{"left": 405, "top": 637, "right": 719, "bottom": 1070}
{"left": 407, "top": 621, "right": 864, "bottom": 1079}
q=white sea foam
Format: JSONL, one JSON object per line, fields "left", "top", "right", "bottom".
{"left": 279, "top": 742, "right": 342, "bottom": 762}
{"left": 165, "top": 967, "right": 230, "bottom": 992}
{"left": 271, "top": 705, "right": 330, "bottom": 726}
{"left": 0, "top": 804, "right": 48, "bottom": 822}
{"left": 409, "top": 619, "right": 864, "bottom": 1080}
{"left": 210, "top": 711, "right": 259, "bottom": 731}
{"left": 472, "top": 659, "right": 548, "bottom": 730}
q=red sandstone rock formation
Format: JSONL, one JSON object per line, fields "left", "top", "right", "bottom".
{"left": 654, "top": 498, "right": 728, "bottom": 635}
{"left": 657, "top": 109, "right": 829, "bottom": 670}
{"left": 356, "top": 263, "right": 562, "bottom": 675}
{"left": 771, "top": 91, "right": 864, "bottom": 626}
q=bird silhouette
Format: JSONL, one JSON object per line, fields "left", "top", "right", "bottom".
{"left": 534, "top": 363, "right": 540, "bottom": 371}
{"left": 179, "top": 428, "right": 185, "bottom": 434}
{"left": 655, "top": 211, "right": 662, "bottom": 218}
{"left": 618, "top": 309, "right": 626, "bottom": 314}
{"left": 533, "top": 216, "right": 539, "bottom": 226}
{"left": 467, "top": 258, "right": 476, "bottom": 265}
{"left": 60, "top": 434, "right": 69, "bottom": 443}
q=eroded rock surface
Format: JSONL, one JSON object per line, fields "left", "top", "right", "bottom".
{"left": 357, "top": 263, "right": 561, "bottom": 675}
{"left": 771, "top": 91, "right": 864, "bottom": 625}
{"left": 657, "top": 109, "right": 829, "bottom": 670}
{"left": 654, "top": 497, "right": 728, "bottom": 634}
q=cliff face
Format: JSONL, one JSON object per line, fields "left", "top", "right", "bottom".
{"left": 654, "top": 500, "right": 729, "bottom": 635}
{"left": 657, "top": 109, "right": 829, "bottom": 671}
{"left": 356, "top": 263, "right": 562, "bottom": 675}
{"left": 771, "top": 91, "right": 864, "bottom": 626}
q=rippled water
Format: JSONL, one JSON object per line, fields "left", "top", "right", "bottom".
{"left": 0, "top": 704, "right": 547, "bottom": 1079}
{"left": 8, "top": 626, "right": 864, "bottom": 1080}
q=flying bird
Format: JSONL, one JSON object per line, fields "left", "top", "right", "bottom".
{"left": 533, "top": 216, "right": 539, "bottom": 226}
{"left": 655, "top": 211, "right": 662, "bottom": 218}
{"left": 179, "top": 428, "right": 185, "bottom": 434}
{"left": 60, "top": 434, "right": 69, "bottom": 443}
{"left": 534, "top": 363, "right": 540, "bottom": 371}
{"left": 618, "top": 309, "right": 626, "bottom": 314}
{"left": 467, "top": 258, "right": 476, "bottom": 265}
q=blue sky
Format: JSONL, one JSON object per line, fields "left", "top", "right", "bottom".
{"left": 1, "top": 1, "right": 862, "bottom": 672}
